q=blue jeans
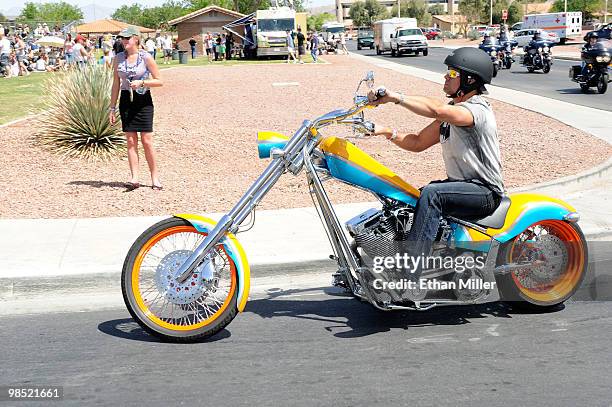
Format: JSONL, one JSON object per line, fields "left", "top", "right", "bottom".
{"left": 311, "top": 48, "right": 318, "bottom": 62}
{"left": 191, "top": 46, "right": 196, "bottom": 59}
{"left": 407, "top": 180, "right": 500, "bottom": 274}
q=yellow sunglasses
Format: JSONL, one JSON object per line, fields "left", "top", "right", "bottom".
{"left": 447, "top": 68, "right": 460, "bottom": 78}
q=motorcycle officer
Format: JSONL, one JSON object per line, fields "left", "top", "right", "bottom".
{"left": 367, "top": 47, "right": 505, "bottom": 285}
{"left": 580, "top": 31, "right": 601, "bottom": 77}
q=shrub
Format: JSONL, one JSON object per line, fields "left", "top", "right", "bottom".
{"left": 33, "top": 65, "right": 126, "bottom": 161}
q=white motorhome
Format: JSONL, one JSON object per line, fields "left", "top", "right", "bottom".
{"left": 373, "top": 17, "right": 417, "bottom": 55}
{"left": 321, "top": 21, "right": 345, "bottom": 42}
{"left": 256, "top": 7, "right": 296, "bottom": 57}
{"left": 522, "top": 12, "right": 582, "bottom": 43}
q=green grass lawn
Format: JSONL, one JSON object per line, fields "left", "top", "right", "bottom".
{"left": 0, "top": 53, "right": 323, "bottom": 125}
{"left": 0, "top": 73, "right": 49, "bottom": 125}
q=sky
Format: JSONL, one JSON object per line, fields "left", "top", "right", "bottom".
{"left": 0, "top": 0, "right": 336, "bottom": 16}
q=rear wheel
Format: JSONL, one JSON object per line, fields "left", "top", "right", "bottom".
{"left": 122, "top": 218, "right": 239, "bottom": 342}
{"left": 497, "top": 220, "right": 587, "bottom": 311}
{"left": 527, "top": 66, "right": 535, "bottom": 73}
{"left": 357, "top": 45, "right": 362, "bottom": 50}
{"left": 597, "top": 73, "right": 608, "bottom": 94}
{"left": 391, "top": 48, "right": 396, "bottom": 57}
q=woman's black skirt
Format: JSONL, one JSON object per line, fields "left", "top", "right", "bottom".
{"left": 119, "top": 89, "right": 154, "bottom": 132}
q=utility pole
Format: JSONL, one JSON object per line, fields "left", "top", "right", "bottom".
{"left": 606, "top": 0, "right": 609, "bottom": 23}
{"left": 564, "top": 0, "right": 567, "bottom": 13}
{"left": 398, "top": 0, "right": 401, "bottom": 18}
{"left": 490, "top": 0, "right": 493, "bottom": 25}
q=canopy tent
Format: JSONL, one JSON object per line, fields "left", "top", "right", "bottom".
{"left": 75, "top": 19, "right": 155, "bottom": 35}
{"left": 222, "top": 13, "right": 256, "bottom": 46}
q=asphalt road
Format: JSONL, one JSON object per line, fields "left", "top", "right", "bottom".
{"left": 2, "top": 238, "right": 612, "bottom": 406}
{"left": 1, "top": 294, "right": 612, "bottom": 406}
{"left": 347, "top": 43, "right": 612, "bottom": 112}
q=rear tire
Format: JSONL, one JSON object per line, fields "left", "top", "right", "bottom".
{"left": 357, "top": 45, "right": 362, "bottom": 50}
{"left": 391, "top": 48, "right": 396, "bottom": 57}
{"left": 496, "top": 220, "right": 588, "bottom": 311}
{"left": 122, "top": 217, "right": 239, "bottom": 342}
{"left": 527, "top": 66, "right": 535, "bottom": 73}
{"left": 422, "top": 49, "right": 428, "bottom": 56}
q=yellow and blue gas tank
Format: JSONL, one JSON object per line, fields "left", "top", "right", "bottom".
{"left": 319, "top": 136, "right": 420, "bottom": 205}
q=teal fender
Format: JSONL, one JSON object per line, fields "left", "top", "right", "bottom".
{"left": 174, "top": 214, "right": 250, "bottom": 312}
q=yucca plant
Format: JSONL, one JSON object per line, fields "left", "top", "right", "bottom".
{"left": 33, "top": 65, "right": 126, "bottom": 161}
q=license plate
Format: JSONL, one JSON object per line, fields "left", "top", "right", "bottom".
{"left": 410, "top": 47, "right": 417, "bottom": 50}
{"left": 273, "top": 48, "right": 280, "bottom": 52}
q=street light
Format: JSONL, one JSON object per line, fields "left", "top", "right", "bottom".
{"left": 398, "top": 0, "right": 401, "bottom": 18}
{"left": 490, "top": 0, "right": 493, "bottom": 26}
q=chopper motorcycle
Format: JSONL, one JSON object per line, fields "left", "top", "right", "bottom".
{"left": 122, "top": 72, "right": 588, "bottom": 342}
{"left": 569, "top": 41, "right": 611, "bottom": 94}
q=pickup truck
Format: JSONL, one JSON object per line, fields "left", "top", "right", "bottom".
{"left": 390, "top": 27, "right": 428, "bottom": 57}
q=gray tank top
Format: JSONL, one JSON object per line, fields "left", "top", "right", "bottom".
{"left": 440, "top": 95, "right": 505, "bottom": 195}
{"left": 116, "top": 50, "right": 150, "bottom": 91}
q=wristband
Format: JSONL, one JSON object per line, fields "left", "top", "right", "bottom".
{"left": 394, "top": 93, "right": 404, "bottom": 105}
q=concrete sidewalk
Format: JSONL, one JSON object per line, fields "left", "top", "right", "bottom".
{"left": 1, "top": 54, "right": 611, "bottom": 282}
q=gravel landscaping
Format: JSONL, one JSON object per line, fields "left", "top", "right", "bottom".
{"left": 1, "top": 55, "right": 610, "bottom": 219}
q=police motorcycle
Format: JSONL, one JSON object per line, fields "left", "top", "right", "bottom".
{"left": 498, "top": 30, "right": 518, "bottom": 69}
{"left": 122, "top": 69, "right": 588, "bottom": 342}
{"left": 522, "top": 32, "right": 554, "bottom": 73}
{"left": 569, "top": 32, "right": 611, "bottom": 94}
{"left": 478, "top": 34, "right": 503, "bottom": 77}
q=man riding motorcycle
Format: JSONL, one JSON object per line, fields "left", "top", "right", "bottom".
{"left": 581, "top": 31, "right": 600, "bottom": 76}
{"left": 367, "top": 47, "right": 505, "bottom": 284}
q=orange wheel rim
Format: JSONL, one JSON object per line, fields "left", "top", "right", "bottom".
{"left": 131, "top": 225, "right": 237, "bottom": 331}
{"left": 508, "top": 220, "right": 584, "bottom": 303}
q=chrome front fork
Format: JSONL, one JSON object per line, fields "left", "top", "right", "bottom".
{"left": 174, "top": 123, "right": 311, "bottom": 283}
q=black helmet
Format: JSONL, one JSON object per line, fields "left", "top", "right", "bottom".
{"left": 444, "top": 47, "right": 494, "bottom": 84}
{"left": 584, "top": 31, "right": 599, "bottom": 41}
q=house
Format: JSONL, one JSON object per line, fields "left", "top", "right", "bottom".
{"left": 432, "top": 14, "right": 468, "bottom": 34}
{"left": 168, "top": 5, "right": 245, "bottom": 55}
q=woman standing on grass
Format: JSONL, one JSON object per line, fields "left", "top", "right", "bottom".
{"left": 109, "top": 26, "right": 164, "bottom": 191}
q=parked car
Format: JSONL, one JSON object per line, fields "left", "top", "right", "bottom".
{"left": 511, "top": 22, "right": 523, "bottom": 32}
{"left": 420, "top": 27, "right": 440, "bottom": 40}
{"left": 513, "top": 28, "right": 559, "bottom": 47}
{"left": 357, "top": 27, "right": 374, "bottom": 50}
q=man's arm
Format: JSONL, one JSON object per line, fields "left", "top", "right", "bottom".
{"left": 369, "top": 89, "right": 474, "bottom": 127}
{"left": 375, "top": 119, "right": 442, "bottom": 152}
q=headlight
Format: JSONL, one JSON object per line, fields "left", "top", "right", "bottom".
{"left": 538, "top": 47, "right": 543, "bottom": 52}
{"left": 596, "top": 56, "right": 611, "bottom": 63}
{"left": 490, "top": 50, "right": 497, "bottom": 56}
{"left": 543, "top": 46, "right": 549, "bottom": 52}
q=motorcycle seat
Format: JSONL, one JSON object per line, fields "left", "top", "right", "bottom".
{"left": 463, "top": 195, "right": 511, "bottom": 229}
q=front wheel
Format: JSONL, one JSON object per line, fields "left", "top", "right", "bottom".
{"left": 580, "top": 83, "right": 590, "bottom": 93}
{"left": 543, "top": 61, "right": 551, "bottom": 74}
{"left": 496, "top": 220, "right": 588, "bottom": 311}
{"left": 122, "top": 217, "right": 239, "bottom": 342}
{"left": 422, "top": 49, "right": 428, "bottom": 56}
{"left": 597, "top": 73, "right": 608, "bottom": 94}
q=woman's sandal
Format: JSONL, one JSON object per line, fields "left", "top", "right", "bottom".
{"left": 126, "top": 182, "right": 140, "bottom": 191}
{"left": 152, "top": 184, "right": 163, "bottom": 191}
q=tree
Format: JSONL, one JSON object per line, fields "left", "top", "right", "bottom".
{"left": 0, "top": 13, "right": 6, "bottom": 22}
{"left": 459, "top": 0, "right": 487, "bottom": 25}
{"left": 349, "top": 0, "right": 389, "bottom": 27}
{"left": 18, "top": 1, "right": 83, "bottom": 25}
{"left": 551, "top": 0, "right": 603, "bottom": 20}
{"left": 482, "top": 0, "right": 523, "bottom": 24}
{"left": 428, "top": 4, "right": 445, "bottom": 15}
{"left": 391, "top": 0, "right": 431, "bottom": 24}
{"left": 19, "top": 2, "right": 39, "bottom": 21}
{"left": 112, "top": 4, "right": 145, "bottom": 25}
{"left": 307, "top": 12, "right": 336, "bottom": 31}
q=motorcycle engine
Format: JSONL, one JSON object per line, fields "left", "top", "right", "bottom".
{"left": 345, "top": 207, "right": 413, "bottom": 261}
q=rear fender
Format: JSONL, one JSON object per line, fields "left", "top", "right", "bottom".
{"left": 174, "top": 214, "right": 250, "bottom": 312}
{"left": 489, "top": 193, "right": 577, "bottom": 243}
